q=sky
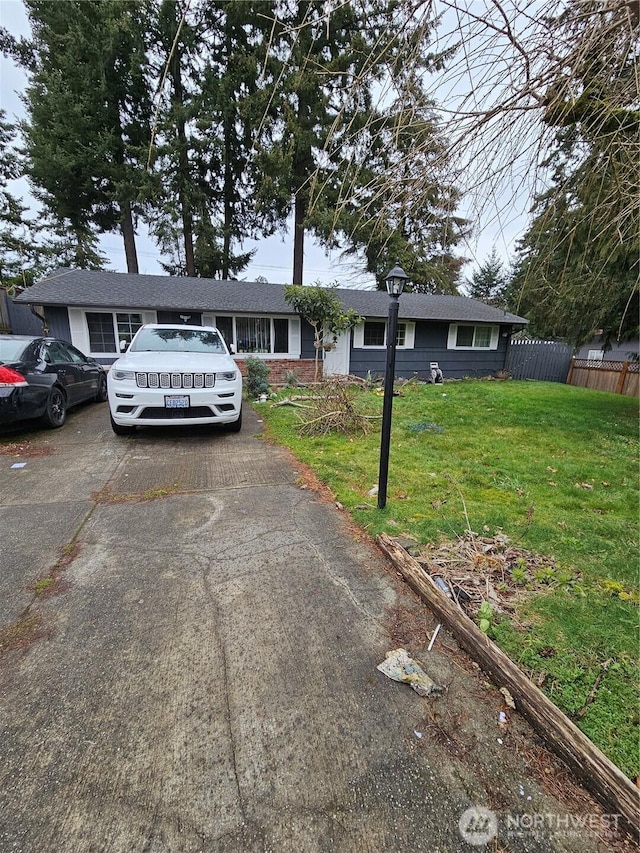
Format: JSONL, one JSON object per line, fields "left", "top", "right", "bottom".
{"left": 0, "top": 0, "right": 532, "bottom": 289}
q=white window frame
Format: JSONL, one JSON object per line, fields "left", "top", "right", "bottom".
{"left": 587, "top": 350, "right": 604, "bottom": 361}
{"left": 69, "top": 308, "right": 157, "bottom": 357}
{"left": 447, "top": 324, "right": 499, "bottom": 350}
{"left": 202, "top": 314, "right": 301, "bottom": 360}
{"left": 353, "top": 320, "right": 415, "bottom": 349}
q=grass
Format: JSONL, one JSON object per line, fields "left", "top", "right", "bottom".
{"left": 259, "top": 379, "right": 639, "bottom": 778}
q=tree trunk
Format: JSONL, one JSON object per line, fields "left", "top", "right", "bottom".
{"left": 293, "top": 189, "right": 305, "bottom": 285}
{"left": 292, "top": 1, "right": 309, "bottom": 287}
{"left": 180, "top": 182, "right": 195, "bottom": 277}
{"left": 223, "top": 130, "right": 232, "bottom": 279}
{"left": 169, "top": 21, "right": 195, "bottom": 277}
{"left": 120, "top": 199, "right": 139, "bottom": 274}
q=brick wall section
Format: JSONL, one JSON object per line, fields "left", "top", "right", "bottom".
{"left": 234, "top": 358, "right": 317, "bottom": 386}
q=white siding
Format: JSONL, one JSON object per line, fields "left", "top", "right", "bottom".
{"left": 68, "top": 308, "right": 90, "bottom": 353}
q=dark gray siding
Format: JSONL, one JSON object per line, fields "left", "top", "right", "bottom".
{"left": 43, "top": 306, "right": 72, "bottom": 341}
{"left": 6, "top": 298, "right": 45, "bottom": 335}
{"left": 506, "top": 340, "right": 573, "bottom": 382}
{"left": 349, "top": 320, "right": 512, "bottom": 380}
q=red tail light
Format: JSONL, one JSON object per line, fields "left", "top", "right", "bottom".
{"left": 0, "top": 366, "right": 28, "bottom": 387}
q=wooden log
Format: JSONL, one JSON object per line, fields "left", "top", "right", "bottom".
{"left": 377, "top": 533, "right": 640, "bottom": 839}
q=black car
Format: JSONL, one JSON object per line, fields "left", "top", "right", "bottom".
{"left": 0, "top": 335, "right": 107, "bottom": 429}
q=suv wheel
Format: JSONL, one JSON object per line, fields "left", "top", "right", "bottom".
{"left": 110, "top": 413, "right": 135, "bottom": 436}
{"left": 226, "top": 407, "right": 242, "bottom": 433}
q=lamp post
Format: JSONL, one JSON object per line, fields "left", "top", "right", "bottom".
{"left": 377, "top": 264, "right": 408, "bottom": 510}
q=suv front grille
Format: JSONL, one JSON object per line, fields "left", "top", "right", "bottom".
{"left": 136, "top": 372, "right": 215, "bottom": 389}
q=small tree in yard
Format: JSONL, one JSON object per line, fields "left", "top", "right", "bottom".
{"left": 284, "top": 284, "right": 362, "bottom": 381}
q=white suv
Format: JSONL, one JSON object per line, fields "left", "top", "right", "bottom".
{"left": 107, "top": 324, "right": 242, "bottom": 435}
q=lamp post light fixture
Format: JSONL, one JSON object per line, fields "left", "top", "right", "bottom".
{"left": 377, "top": 264, "right": 408, "bottom": 510}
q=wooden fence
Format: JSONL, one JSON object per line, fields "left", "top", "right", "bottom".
{"left": 567, "top": 358, "right": 639, "bottom": 398}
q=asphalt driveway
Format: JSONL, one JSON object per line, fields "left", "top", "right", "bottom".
{"left": 0, "top": 402, "right": 623, "bottom": 852}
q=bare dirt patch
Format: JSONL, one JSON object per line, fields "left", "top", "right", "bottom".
{"left": 0, "top": 440, "right": 52, "bottom": 458}
{"left": 91, "top": 484, "right": 182, "bottom": 504}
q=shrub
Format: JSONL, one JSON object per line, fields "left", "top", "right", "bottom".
{"left": 245, "top": 356, "right": 270, "bottom": 399}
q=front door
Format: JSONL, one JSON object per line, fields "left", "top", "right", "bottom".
{"left": 323, "top": 330, "right": 351, "bottom": 377}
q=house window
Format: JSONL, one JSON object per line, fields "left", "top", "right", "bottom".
{"left": 116, "top": 313, "right": 143, "bottom": 346}
{"left": 273, "top": 319, "right": 288, "bottom": 353}
{"left": 354, "top": 321, "right": 415, "bottom": 349}
{"left": 215, "top": 315, "right": 290, "bottom": 355}
{"left": 215, "top": 316, "right": 234, "bottom": 349}
{"left": 86, "top": 312, "right": 142, "bottom": 353}
{"left": 448, "top": 324, "right": 499, "bottom": 350}
{"left": 236, "top": 317, "right": 271, "bottom": 353}
{"left": 587, "top": 350, "right": 604, "bottom": 361}
{"left": 364, "top": 321, "right": 385, "bottom": 346}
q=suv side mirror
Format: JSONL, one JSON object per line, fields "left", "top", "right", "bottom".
{"left": 229, "top": 344, "right": 236, "bottom": 354}
{"left": 119, "top": 340, "right": 128, "bottom": 352}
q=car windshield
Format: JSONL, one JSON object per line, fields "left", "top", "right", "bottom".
{"left": 130, "top": 328, "right": 226, "bottom": 354}
{"left": 0, "top": 339, "right": 30, "bottom": 362}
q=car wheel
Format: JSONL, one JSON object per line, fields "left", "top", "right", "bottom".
{"left": 110, "top": 413, "right": 136, "bottom": 436}
{"left": 41, "top": 386, "right": 67, "bottom": 429}
{"left": 94, "top": 374, "right": 108, "bottom": 403}
{"left": 226, "top": 407, "right": 242, "bottom": 433}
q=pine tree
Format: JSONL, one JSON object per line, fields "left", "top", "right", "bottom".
{"left": 257, "top": 2, "right": 467, "bottom": 289}
{"left": 147, "top": 0, "right": 266, "bottom": 278}
{"left": 255, "top": 1, "right": 406, "bottom": 284}
{"left": 498, "top": 2, "right": 639, "bottom": 344}
{"left": 466, "top": 248, "right": 507, "bottom": 307}
{"left": 18, "top": 0, "right": 153, "bottom": 273}
{"left": 0, "top": 111, "right": 39, "bottom": 292}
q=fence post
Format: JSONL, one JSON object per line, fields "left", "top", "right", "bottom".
{"left": 566, "top": 358, "right": 575, "bottom": 385}
{"left": 615, "top": 362, "right": 629, "bottom": 395}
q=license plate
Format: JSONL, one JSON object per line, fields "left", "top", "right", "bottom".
{"left": 165, "top": 395, "right": 190, "bottom": 408}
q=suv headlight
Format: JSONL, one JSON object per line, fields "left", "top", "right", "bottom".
{"left": 112, "top": 369, "right": 136, "bottom": 381}
{"left": 219, "top": 371, "right": 237, "bottom": 381}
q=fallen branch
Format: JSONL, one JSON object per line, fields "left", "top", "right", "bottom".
{"left": 577, "top": 659, "right": 613, "bottom": 719}
{"left": 273, "top": 399, "right": 315, "bottom": 409}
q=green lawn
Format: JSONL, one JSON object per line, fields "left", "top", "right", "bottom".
{"left": 258, "top": 379, "right": 639, "bottom": 778}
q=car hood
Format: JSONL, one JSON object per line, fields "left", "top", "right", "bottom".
{"left": 113, "top": 351, "right": 238, "bottom": 373}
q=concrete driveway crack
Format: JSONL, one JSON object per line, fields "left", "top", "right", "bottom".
{"left": 200, "top": 558, "right": 246, "bottom": 825}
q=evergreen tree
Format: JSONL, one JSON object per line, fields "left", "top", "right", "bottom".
{"left": 0, "top": 110, "right": 106, "bottom": 291}
{"left": 14, "top": 0, "right": 153, "bottom": 273}
{"left": 147, "top": 0, "right": 265, "bottom": 278}
{"left": 0, "top": 111, "right": 40, "bottom": 292}
{"left": 509, "top": 1, "right": 639, "bottom": 344}
{"left": 324, "top": 86, "right": 468, "bottom": 293}
{"left": 466, "top": 248, "right": 508, "bottom": 307}
{"left": 256, "top": 3, "right": 466, "bottom": 289}
{"left": 256, "top": 1, "right": 411, "bottom": 284}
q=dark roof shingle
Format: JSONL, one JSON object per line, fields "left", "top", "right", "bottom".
{"left": 16, "top": 268, "right": 528, "bottom": 325}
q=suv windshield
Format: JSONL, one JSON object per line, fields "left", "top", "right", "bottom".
{"left": 130, "top": 328, "right": 226, "bottom": 354}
